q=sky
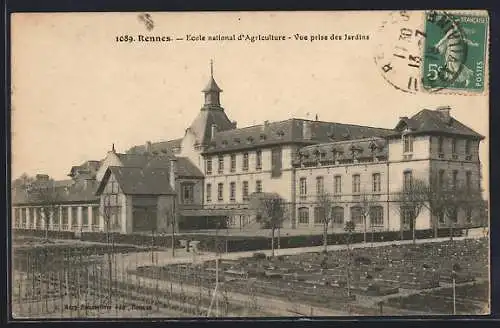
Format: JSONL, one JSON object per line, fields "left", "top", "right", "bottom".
{"left": 11, "top": 11, "right": 489, "bottom": 194}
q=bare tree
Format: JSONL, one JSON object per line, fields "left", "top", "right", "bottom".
{"left": 100, "top": 194, "right": 119, "bottom": 305}
{"left": 344, "top": 220, "right": 355, "bottom": 298}
{"left": 252, "top": 193, "right": 286, "bottom": 257}
{"left": 161, "top": 202, "right": 177, "bottom": 257}
{"left": 25, "top": 178, "right": 63, "bottom": 241}
{"left": 392, "top": 178, "right": 428, "bottom": 244}
{"left": 425, "top": 172, "right": 485, "bottom": 241}
{"left": 316, "top": 192, "right": 340, "bottom": 253}
{"left": 356, "top": 191, "right": 377, "bottom": 243}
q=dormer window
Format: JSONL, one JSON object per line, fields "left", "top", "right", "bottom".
{"left": 222, "top": 140, "right": 228, "bottom": 147}
{"left": 402, "top": 134, "right": 414, "bottom": 153}
{"left": 260, "top": 134, "right": 267, "bottom": 141}
{"left": 277, "top": 130, "right": 285, "bottom": 138}
{"left": 247, "top": 136, "right": 254, "bottom": 144}
{"left": 234, "top": 138, "right": 241, "bottom": 144}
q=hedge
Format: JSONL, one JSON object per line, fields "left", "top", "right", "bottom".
{"left": 13, "top": 228, "right": 464, "bottom": 253}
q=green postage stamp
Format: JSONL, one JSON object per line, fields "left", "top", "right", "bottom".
{"left": 422, "top": 11, "right": 489, "bottom": 92}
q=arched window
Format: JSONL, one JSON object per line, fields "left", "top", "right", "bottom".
{"left": 332, "top": 206, "right": 344, "bottom": 225}
{"left": 370, "top": 206, "right": 384, "bottom": 227}
{"left": 350, "top": 206, "right": 363, "bottom": 225}
{"left": 314, "top": 207, "right": 325, "bottom": 224}
{"left": 298, "top": 207, "right": 309, "bottom": 225}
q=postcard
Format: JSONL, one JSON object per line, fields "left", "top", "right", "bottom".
{"left": 10, "top": 10, "right": 489, "bottom": 319}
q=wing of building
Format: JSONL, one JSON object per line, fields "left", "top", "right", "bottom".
{"left": 12, "top": 66, "right": 486, "bottom": 235}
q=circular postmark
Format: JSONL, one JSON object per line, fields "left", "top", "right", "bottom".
{"left": 374, "top": 10, "right": 469, "bottom": 94}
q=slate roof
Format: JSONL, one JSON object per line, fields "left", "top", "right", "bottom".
{"left": 97, "top": 166, "right": 176, "bottom": 196}
{"left": 114, "top": 153, "right": 203, "bottom": 178}
{"left": 188, "top": 108, "right": 234, "bottom": 146}
{"left": 202, "top": 76, "right": 222, "bottom": 92}
{"left": 295, "top": 137, "right": 388, "bottom": 165}
{"left": 68, "top": 160, "right": 101, "bottom": 179}
{"left": 126, "top": 138, "right": 182, "bottom": 155}
{"left": 393, "top": 109, "right": 484, "bottom": 139}
{"left": 204, "top": 118, "right": 394, "bottom": 154}
{"left": 12, "top": 180, "right": 99, "bottom": 205}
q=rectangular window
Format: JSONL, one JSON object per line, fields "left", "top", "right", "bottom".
{"left": 255, "top": 180, "right": 262, "bottom": 193}
{"left": 242, "top": 152, "right": 249, "bottom": 171}
{"left": 217, "top": 183, "right": 224, "bottom": 201}
{"left": 230, "top": 182, "right": 236, "bottom": 201}
{"left": 334, "top": 175, "right": 342, "bottom": 194}
{"left": 242, "top": 181, "right": 249, "bottom": 201}
{"left": 298, "top": 207, "right": 309, "bottom": 225}
{"left": 466, "top": 208, "right": 473, "bottom": 224}
{"left": 206, "top": 183, "right": 212, "bottom": 202}
{"left": 256, "top": 150, "right": 262, "bottom": 170}
{"left": 403, "top": 134, "right": 414, "bottom": 153}
{"left": 438, "top": 136, "right": 444, "bottom": 152}
{"left": 316, "top": 176, "right": 324, "bottom": 195}
{"left": 465, "top": 140, "right": 472, "bottom": 155}
{"left": 271, "top": 147, "right": 282, "bottom": 178}
{"left": 452, "top": 170, "right": 458, "bottom": 190}
{"left": 230, "top": 154, "right": 236, "bottom": 172}
{"left": 299, "top": 177, "right": 307, "bottom": 198}
{"left": 181, "top": 184, "right": 194, "bottom": 204}
{"left": 403, "top": 171, "right": 413, "bottom": 191}
{"left": 452, "top": 139, "right": 458, "bottom": 154}
{"left": 370, "top": 206, "right": 384, "bottom": 227}
{"left": 218, "top": 155, "right": 224, "bottom": 174}
{"left": 352, "top": 174, "right": 360, "bottom": 194}
{"left": 438, "top": 169, "right": 445, "bottom": 189}
{"left": 466, "top": 171, "right": 472, "bottom": 191}
{"left": 372, "top": 173, "right": 381, "bottom": 193}
{"left": 206, "top": 158, "right": 213, "bottom": 175}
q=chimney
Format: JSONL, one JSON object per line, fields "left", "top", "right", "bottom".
{"left": 211, "top": 124, "right": 218, "bottom": 139}
{"left": 169, "top": 157, "right": 177, "bottom": 192}
{"left": 303, "top": 120, "right": 312, "bottom": 140}
{"left": 145, "top": 141, "right": 152, "bottom": 154}
{"left": 437, "top": 106, "right": 451, "bottom": 123}
{"left": 231, "top": 121, "right": 237, "bottom": 129}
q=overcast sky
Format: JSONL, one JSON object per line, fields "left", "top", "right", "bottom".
{"left": 11, "top": 11, "right": 489, "bottom": 194}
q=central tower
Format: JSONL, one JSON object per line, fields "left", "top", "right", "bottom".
{"left": 202, "top": 60, "right": 223, "bottom": 109}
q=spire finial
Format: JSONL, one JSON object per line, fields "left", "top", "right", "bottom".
{"left": 210, "top": 59, "right": 214, "bottom": 78}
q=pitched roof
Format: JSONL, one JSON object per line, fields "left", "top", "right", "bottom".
{"left": 393, "top": 109, "right": 485, "bottom": 139}
{"left": 68, "top": 160, "right": 101, "bottom": 178}
{"left": 98, "top": 166, "right": 176, "bottom": 196}
{"left": 188, "top": 108, "right": 234, "bottom": 145}
{"left": 204, "top": 118, "right": 394, "bottom": 154}
{"left": 126, "top": 138, "right": 182, "bottom": 155}
{"left": 175, "top": 157, "right": 204, "bottom": 178}
{"left": 115, "top": 153, "right": 203, "bottom": 178}
{"left": 12, "top": 180, "right": 99, "bottom": 205}
{"left": 202, "top": 76, "right": 222, "bottom": 92}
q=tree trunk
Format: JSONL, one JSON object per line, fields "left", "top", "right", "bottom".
{"left": 363, "top": 216, "right": 367, "bottom": 243}
{"left": 434, "top": 213, "right": 438, "bottom": 238}
{"left": 323, "top": 223, "right": 328, "bottom": 252}
{"left": 449, "top": 223, "right": 454, "bottom": 241}
{"left": 412, "top": 218, "right": 416, "bottom": 245}
{"left": 271, "top": 228, "right": 275, "bottom": 257}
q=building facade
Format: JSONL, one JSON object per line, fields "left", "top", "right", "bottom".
{"left": 12, "top": 67, "right": 486, "bottom": 234}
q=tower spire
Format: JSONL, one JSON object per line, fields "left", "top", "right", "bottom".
{"left": 202, "top": 59, "right": 222, "bottom": 109}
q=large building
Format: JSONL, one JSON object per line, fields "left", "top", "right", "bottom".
{"left": 12, "top": 67, "right": 486, "bottom": 235}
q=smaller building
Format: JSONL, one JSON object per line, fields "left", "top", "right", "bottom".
{"left": 96, "top": 166, "right": 176, "bottom": 234}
